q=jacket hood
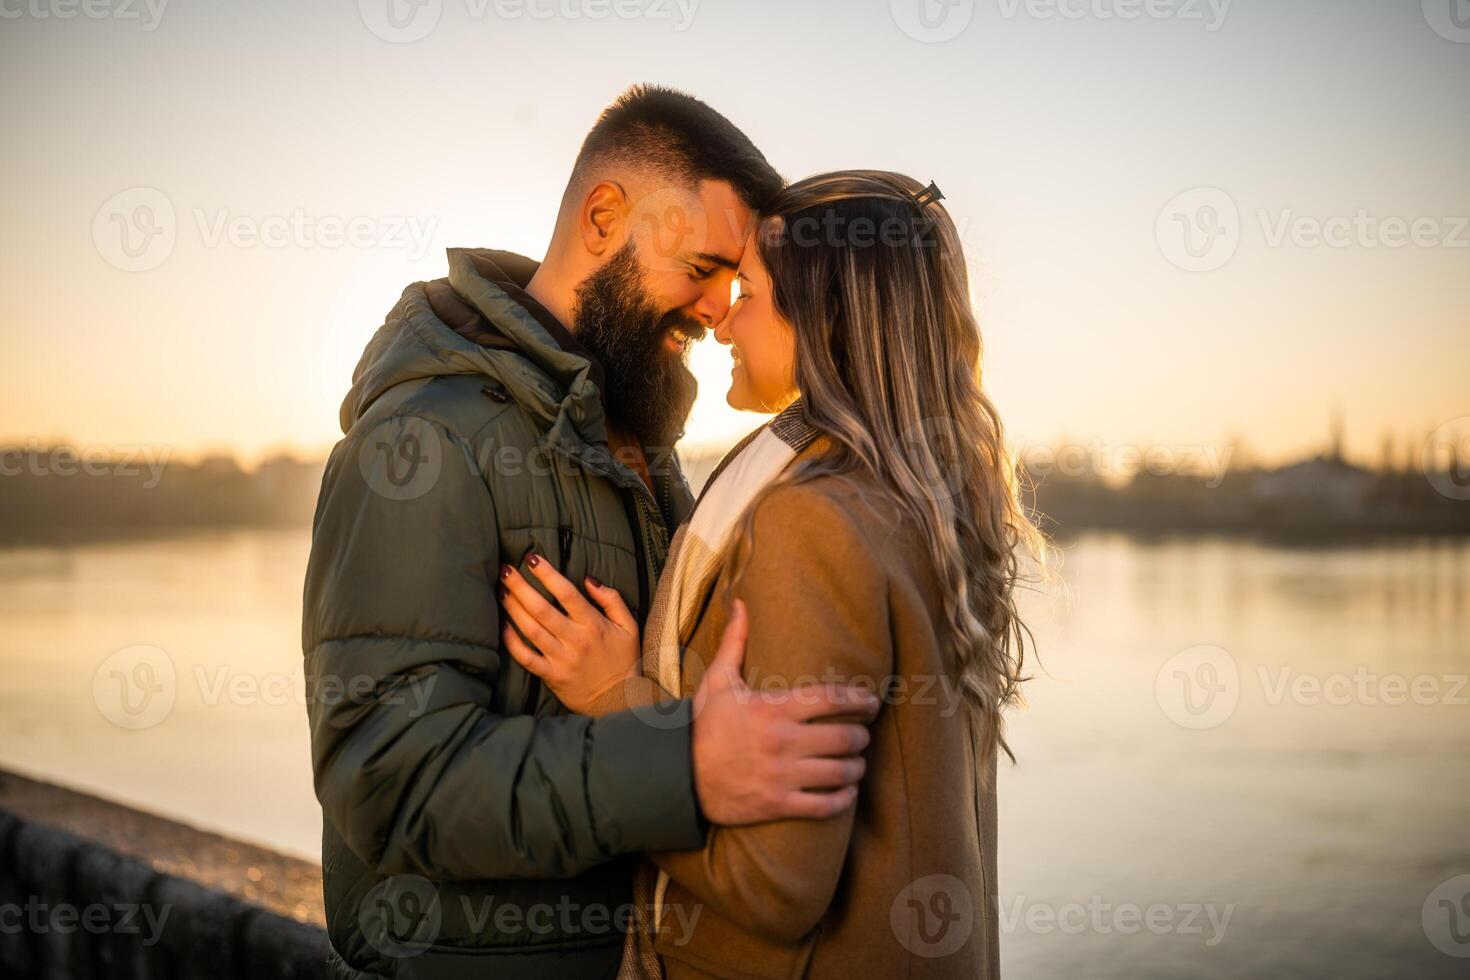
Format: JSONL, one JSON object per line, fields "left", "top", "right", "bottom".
{"left": 340, "top": 248, "right": 608, "bottom": 452}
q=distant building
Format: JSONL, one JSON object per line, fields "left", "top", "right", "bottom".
{"left": 197, "top": 454, "right": 246, "bottom": 479}
{"left": 1252, "top": 455, "right": 1377, "bottom": 518}
{"left": 1251, "top": 409, "right": 1376, "bottom": 519}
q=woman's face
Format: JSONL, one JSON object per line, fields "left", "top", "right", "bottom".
{"left": 714, "top": 234, "right": 798, "bottom": 412}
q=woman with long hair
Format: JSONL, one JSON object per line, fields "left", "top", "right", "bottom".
{"left": 497, "top": 170, "right": 1043, "bottom": 978}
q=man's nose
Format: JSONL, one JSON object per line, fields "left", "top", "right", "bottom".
{"left": 693, "top": 279, "right": 732, "bottom": 326}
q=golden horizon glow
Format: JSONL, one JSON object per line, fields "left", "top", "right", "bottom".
{"left": 1, "top": 4, "right": 1465, "bottom": 472}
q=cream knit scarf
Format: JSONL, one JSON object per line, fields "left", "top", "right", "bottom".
{"left": 621, "top": 399, "right": 818, "bottom": 979}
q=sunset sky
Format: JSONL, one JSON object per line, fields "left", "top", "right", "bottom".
{"left": 2, "top": 0, "right": 1466, "bottom": 467}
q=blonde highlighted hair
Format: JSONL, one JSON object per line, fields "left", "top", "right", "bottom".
{"left": 723, "top": 170, "right": 1046, "bottom": 769}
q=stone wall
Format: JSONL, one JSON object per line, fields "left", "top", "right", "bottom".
{"left": 0, "top": 771, "right": 328, "bottom": 980}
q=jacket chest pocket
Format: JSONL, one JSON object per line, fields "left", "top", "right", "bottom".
{"left": 495, "top": 523, "right": 587, "bottom": 718}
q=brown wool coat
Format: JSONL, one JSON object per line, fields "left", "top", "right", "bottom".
{"left": 623, "top": 460, "right": 1001, "bottom": 979}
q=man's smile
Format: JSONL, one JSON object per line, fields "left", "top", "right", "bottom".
{"left": 664, "top": 321, "right": 706, "bottom": 355}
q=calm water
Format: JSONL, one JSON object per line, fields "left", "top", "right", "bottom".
{"left": 1, "top": 530, "right": 1466, "bottom": 978}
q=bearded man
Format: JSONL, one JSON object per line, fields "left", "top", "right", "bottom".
{"left": 302, "top": 86, "right": 876, "bottom": 980}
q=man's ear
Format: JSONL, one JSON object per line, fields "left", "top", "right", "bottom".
{"left": 579, "top": 180, "right": 627, "bottom": 258}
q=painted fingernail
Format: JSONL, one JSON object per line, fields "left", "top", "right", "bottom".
{"left": 497, "top": 585, "right": 507, "bottom": 600}
{"left": 586, "top": 575, "right": 602, "bottom": 588}
{"left": 500, "top": 564, "right": 513, "bottom": 580}
{"left": 527, "top": 553, "right": 541, "bottom": 568}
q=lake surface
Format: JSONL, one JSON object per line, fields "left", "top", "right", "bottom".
{"left": 1, "top": 530, "right": 1466, "bottom": 978}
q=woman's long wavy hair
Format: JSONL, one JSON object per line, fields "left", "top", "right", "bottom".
{"left": 722, "top": 170, "right": 1046, "bottom": 769}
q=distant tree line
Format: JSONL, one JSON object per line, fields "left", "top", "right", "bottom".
{"left": 1, "top": 442, "right": 1466, "bottom": 545}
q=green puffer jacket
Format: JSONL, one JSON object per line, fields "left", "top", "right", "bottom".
{"left": 303, "top": 248, "right": 702, "bottom": 980}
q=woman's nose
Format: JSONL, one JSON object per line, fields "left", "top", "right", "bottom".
{"left": 712, "top": 313, "right": 734, "bottom": 345}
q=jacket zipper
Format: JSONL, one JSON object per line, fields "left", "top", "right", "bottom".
{"left": 620, "top": 490, "right": 652, "bottom": 621}
{"left": 558, "top": 443, "right": 669, "bottom": 623}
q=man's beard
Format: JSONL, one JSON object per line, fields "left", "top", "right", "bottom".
{"left": 572, "top": 240, "right": 701, "bottom": 451}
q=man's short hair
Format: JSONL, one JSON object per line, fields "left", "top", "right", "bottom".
{"left": 572, "top": 84, "right": 784, "bottom": 213}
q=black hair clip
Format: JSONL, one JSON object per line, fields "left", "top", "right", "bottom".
{"left": 906, "top": 181, "right": 945, "bottom": 245}
{"left": 911, "top": 181, "right": 945, "bottom": 209}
